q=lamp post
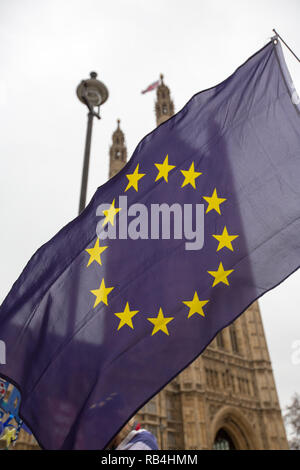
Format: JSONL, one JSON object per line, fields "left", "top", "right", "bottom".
{"left": 76, "top": 72, "right": 109, "bottom": 214}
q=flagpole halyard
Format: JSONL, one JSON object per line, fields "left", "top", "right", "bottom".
{"left": 272, "top": 28, "right": 300, "bottom": 63}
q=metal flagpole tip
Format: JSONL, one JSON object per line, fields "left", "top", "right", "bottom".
{"left": 271, "top": 28, "right": 278, "bottom": 45}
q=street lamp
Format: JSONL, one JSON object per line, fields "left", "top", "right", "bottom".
{"left": 76, "top": 72, "right": 109, "bottom": 214}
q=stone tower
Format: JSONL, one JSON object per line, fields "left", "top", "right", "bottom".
{"left": 155, "top": 74, "right": 175, "bottom": 126}
{"left": 109, "top": 119, "right": 127, "bottom": 179}
{"left": 135, "top": 76, "right": 289, "bottom": 450}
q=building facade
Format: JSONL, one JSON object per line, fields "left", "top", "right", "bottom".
{"left": 109, "top": 75, "right": 288, "bottom": 450}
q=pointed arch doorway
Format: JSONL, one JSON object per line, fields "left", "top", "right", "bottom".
{"left": 213, "top": 429, "right": 236, "bottom": 450}
{"left": 210, "top": 406, "right": 260, "bottom": 450}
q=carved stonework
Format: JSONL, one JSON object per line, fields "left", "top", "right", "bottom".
{"left": 209, "top": 404, "right": 222, "bottom": 419}
{"left": 109, "top": 119, "right": 127, "bottom": 179}
{"left": 155, "top": 74, "right": 174, "bottom": 126}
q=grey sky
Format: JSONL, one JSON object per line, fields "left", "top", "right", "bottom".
{"left": 0, "top": 0, "right": 299, "bottom": 422}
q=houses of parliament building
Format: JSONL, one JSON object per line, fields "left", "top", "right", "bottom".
{"left": 13, "top": 75, "right": 288, "bottom": 450}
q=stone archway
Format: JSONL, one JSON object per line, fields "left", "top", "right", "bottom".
{"left": 210, "top": 406, "right": 260, "bottom": 450}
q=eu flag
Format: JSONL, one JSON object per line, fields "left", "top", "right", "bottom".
{"left": 1, "top": 39, "right": 300, "bottom": 449}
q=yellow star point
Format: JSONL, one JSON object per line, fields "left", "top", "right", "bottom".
{"left": 90, "top": 278, "right": 114, "bottom": 307}
{"left": 212, "top": 226, "right": 239, "bottom": 251}
{"left": 147, "top": 307, "right": 174, "bottom": 336}
{"left": 182, "top": 292, "right": 209, "bottom": 318}
{"left": 203, "top": 188, "right": 226, "bottom": 215}
{"left": 85, "top": 238, "right": 108, "bottom": 267}
{"left": 114, "top": 302, "right": 139, "bottom": 330}
{"left": 0, "top": 427, "right": 16, "bottom": 448}
{"left": 180, "top": 162, "right": 202, "bottom": 189}
{"left": 154, "top": 154, "right": 176, "bottom": 182}
{"left": 125, "top": 164, "right": 145, "bottom": 192}
{"left": 102, "top": 199, "right": 121, "bottom": 227}
{"left": 208, "top": 262, "right": 234, "bottom": 287}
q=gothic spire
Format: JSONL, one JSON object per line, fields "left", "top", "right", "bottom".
{"left": 155, "top": 74, "right": 175, "bottom": 126}
{"left": 109, "top": 119, "right": 127, "bottom": 179}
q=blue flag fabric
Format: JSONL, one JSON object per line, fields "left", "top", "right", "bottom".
{"left": 1, "top": 40, "right": 300, "bottom": 449}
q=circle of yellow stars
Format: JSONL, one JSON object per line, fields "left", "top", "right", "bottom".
{"left": 84, "top": 153, "right": 239, "bottom": 337}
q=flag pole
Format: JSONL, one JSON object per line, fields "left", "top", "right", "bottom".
{"left": 272, "top": 29, "right": 300, "bottom": 63}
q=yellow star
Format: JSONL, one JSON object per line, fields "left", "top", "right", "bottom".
{"left": 203, "top": 188, "right": 226, "bottom": 214}
{"left": 0, "top": 427, "right": 16, "bottom": 448}
{"left": 212, "top": 226, "right": 239, "bottom": 251}
{"left": 155, "top": 154, "right": 176, "bottom": 182}
{"left": 114, "top": 302, "right": 139, "bottom": 330}
{"left": 208, "top": 262, "right": 234, "bottom": 287}
{"left": 180, "top": 162, "right": 202, "bottom": 189}
{"left": 85, "top": 238, "right": 108, "bottom": 267}
{"left": 90, "top": 278, "right": 114, "bottom": 307}
{"left": 125, "top": 164, "right": 145, "bottom": 192}
{"left": 147, "top": 307, "right": 174, "bottom": 336}
{"left": 102, "top": 199, "right": 121, "bottom": 227}
{"left": 182, "top": 292, "right": 209, "bottom": 318}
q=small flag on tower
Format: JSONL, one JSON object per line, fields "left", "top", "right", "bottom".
{"left": 141, "top": 79, "right": 160, "bottom": 94}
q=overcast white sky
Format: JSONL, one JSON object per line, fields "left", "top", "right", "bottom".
{"left": 0, "top": 0, "right": 299, "bottom": 424}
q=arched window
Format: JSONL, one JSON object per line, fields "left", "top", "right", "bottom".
{"left": 230, "top": 324, "right": 239, "bottom": 353}
{"left": 213, "top": 429, "right": 236, "bottom": 450}
{"left": 216, "top": 330, "right": 225, "bottom": 349}
{"left": 144, "top": 398, "right": 157, "bottom": 414}
{"left": 147, "top": 425, "right": 158, "bottom": 439}
{"left": 167, "top": 432, "right": 176, "bottom": 449}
